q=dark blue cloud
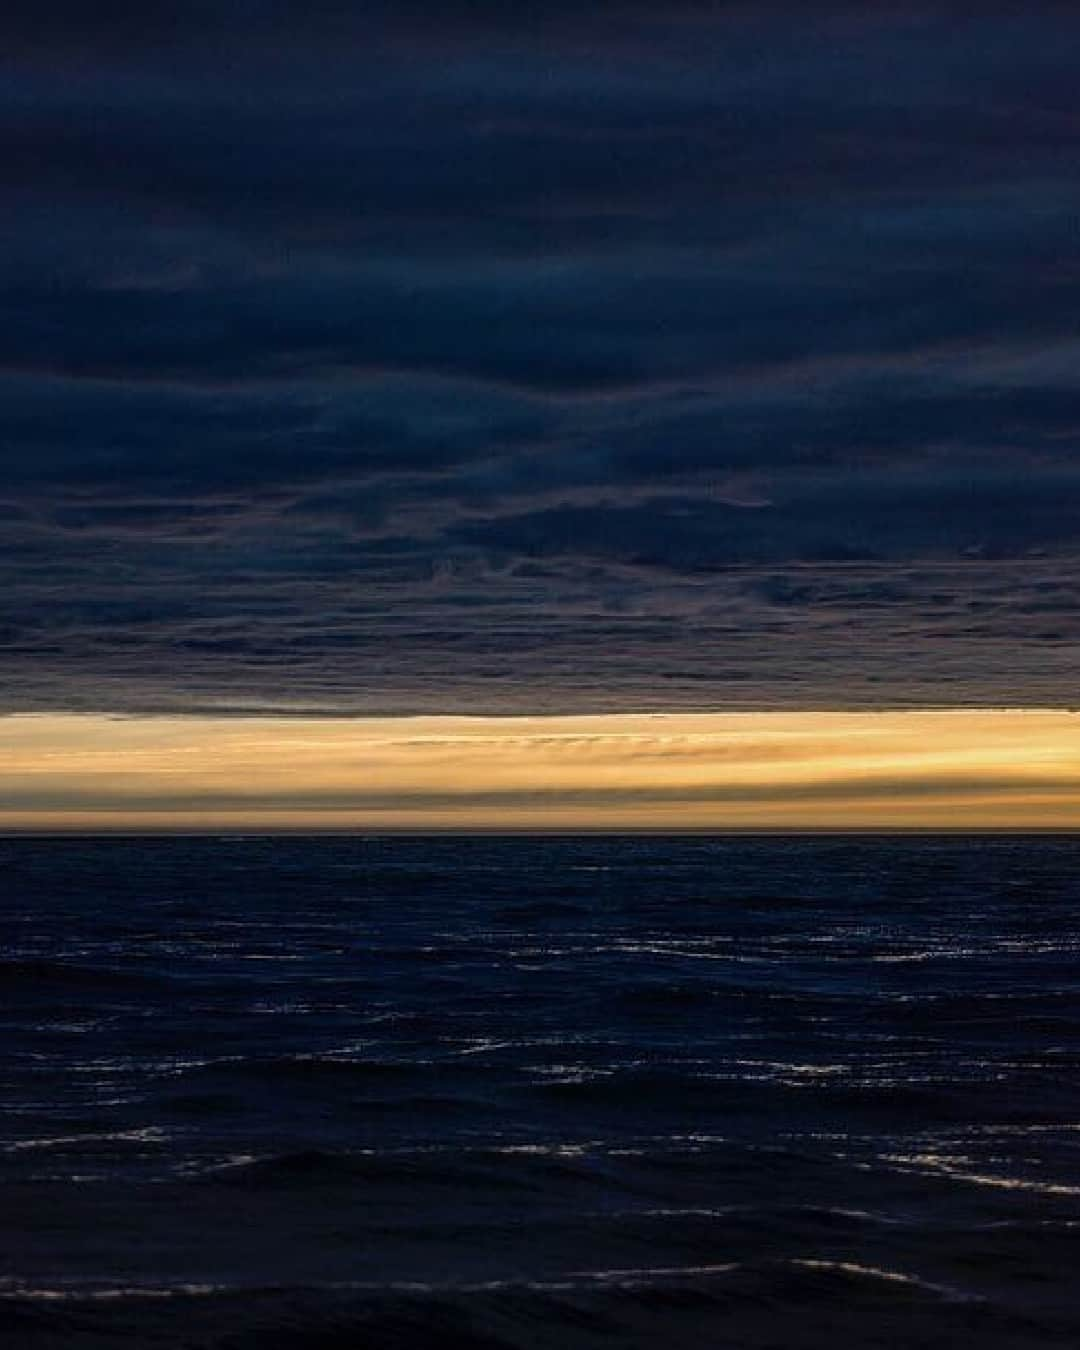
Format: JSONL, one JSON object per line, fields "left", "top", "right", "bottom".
{"left": 2, "top": 2, "right": 1079, "bottom": 713}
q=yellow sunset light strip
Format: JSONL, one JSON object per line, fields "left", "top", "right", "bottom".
{"left": 1, "top": 710, "right": 1078, "bottom": 831}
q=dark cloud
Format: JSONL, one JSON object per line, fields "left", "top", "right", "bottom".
{"left": 2, "top": 2, "right": 1079, "bottom": 713}
{"left": 6, "top": 773, "right": 1080, "bottom": 817}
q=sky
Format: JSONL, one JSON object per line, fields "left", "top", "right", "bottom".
{"left": 3, "top": 3, "right": 1079, "bottom": 827}
{"left": 4, "top": 711, "right": 1080, "bottom": 831}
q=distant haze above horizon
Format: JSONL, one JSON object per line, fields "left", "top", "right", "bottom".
{"left": 3, "top": 710, "right": 1079, "bottom": 832}
{"left": 3, "top": 4, "right": 1080, "bottom": 717}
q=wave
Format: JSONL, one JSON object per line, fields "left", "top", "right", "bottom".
{"left": 0, "top": 1257, "right": 1060, "bottom": 1350}
{"left": 0, "top": 958, "right": 166, "bottom": 993}
{"left": 492, "top": 901, "right": 588, "bottom": 922}
{"left": 527, "top": 1068, "right": 965, "bottom": 1117}
{"left": 205, "top": 1145, "right": 623, "bottom": 1193}
{"left": 608, "top": 982, "right": 732, "bottom": 1010}
{"left": 190, "top": 1055, "right": 424, "bottom": 1087}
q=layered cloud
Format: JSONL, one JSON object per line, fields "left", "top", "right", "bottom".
{"left": 2, "top": 3, "right": 1079, "bottom": 713}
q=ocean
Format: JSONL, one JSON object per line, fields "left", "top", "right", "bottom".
{"left": 2, "top": 834, "right": 1079, "bottom": 1348}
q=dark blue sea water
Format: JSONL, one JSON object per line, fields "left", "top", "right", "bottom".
{"left": 2, "top": 835, "right": 1080, "bottom": 1348}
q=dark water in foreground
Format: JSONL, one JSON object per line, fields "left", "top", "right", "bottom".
{"left": 3, "top": 835, "right": 1080, "bottom": 1348}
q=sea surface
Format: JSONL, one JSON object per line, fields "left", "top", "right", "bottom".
{"left": 2, "top": 834, "right": 1080, "bottom": 1348}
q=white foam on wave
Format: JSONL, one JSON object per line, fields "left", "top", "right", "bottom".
{"left": 0, "top": 1262, "right": 746, "bottom": 1304}
{"left": 2, "top": 1126, "right": 169, "bottom": 1154}
{"left": 790, "top": 1260, "right": 983, "bottom": 1303}
{"left": 882, "top": 1151, "right": 1080, "bottom": 1197}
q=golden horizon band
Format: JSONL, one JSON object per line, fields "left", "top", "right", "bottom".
{"left": 1, "top": 710, "right": 1078, "bottom": 831}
